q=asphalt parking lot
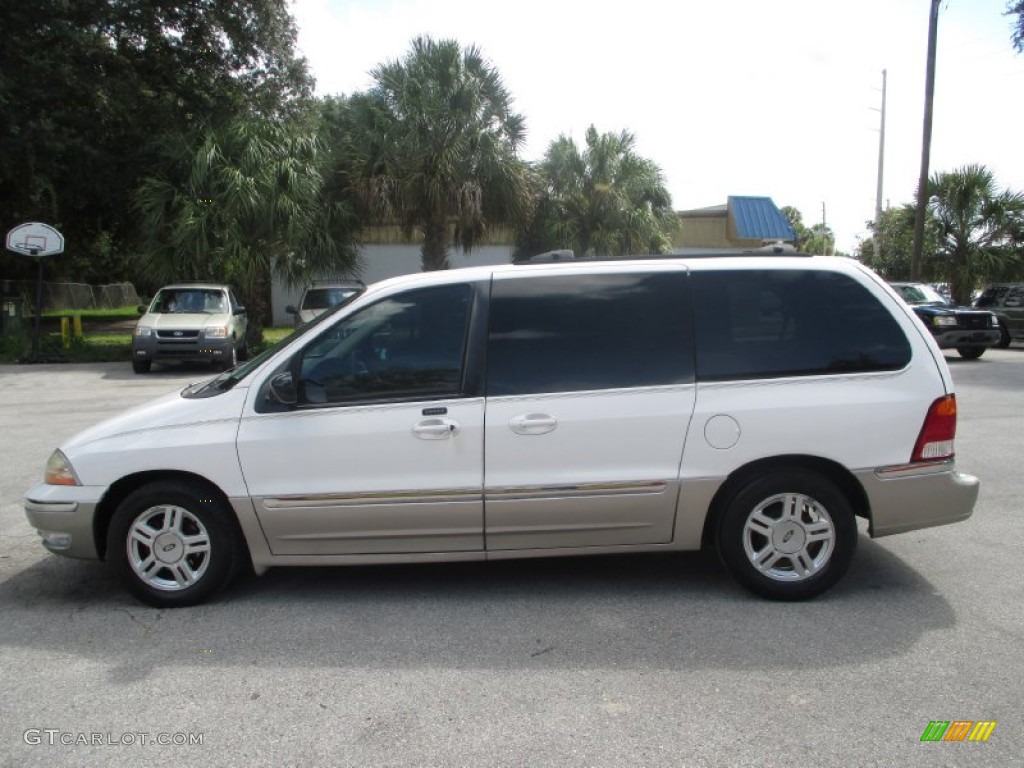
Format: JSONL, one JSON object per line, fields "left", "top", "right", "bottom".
{"left": 1, "top": 352, "right": 1022, "bottom": 767}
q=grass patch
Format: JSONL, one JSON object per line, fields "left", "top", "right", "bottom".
{"left": 1, "top": 327, "right": 295, "bottom": 363}
{"left": 42, "top": 306, "right": 142, "bottom": 320}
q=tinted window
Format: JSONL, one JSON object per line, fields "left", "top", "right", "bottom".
{"left": 692, "top": 270, "right": 911, "bottom": 381}
{"left": 486, "top": 272, "right": 693, "bottom": 396}
{"left": 299, "top": 283, "right": 472, "bottom": 404}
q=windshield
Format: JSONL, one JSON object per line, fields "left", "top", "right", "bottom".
{"left": 150, "top": 288, "right": 227, "bottom": 314}
{"left": 894, "top": 284, "right": 947, "bottom": 306}
{"left": 301, "top": 287, "right": 363, "bottom": 311}
{"left": 182, "top": 292, "right": 360, "bottom": 397}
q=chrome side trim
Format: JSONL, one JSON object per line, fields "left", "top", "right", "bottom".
{"left": 486, "top": 481, "right": 667, "bottom": 501}
{"left": 263, "top": 489, "right": 483, "bottom": 509}
{"left": 263, "top": 481, "right": 666, "bottom": 509}
{"left": 279, "top": 526, "right": 482, "bottom": 542}
{"left": 874, "top": 459, "right": 954, "bottom": 479}
{"left": 486, "top": 521, "right": 654, "bottom": 535}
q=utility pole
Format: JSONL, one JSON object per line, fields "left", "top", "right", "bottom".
{"left": 874, "top": 69, "right": 887, "bottom": 261}
{"left": 911, "top": 0, "right": 941, "bottom": 279}
{"left": 821, "top": 201, "right": 828, "bottom": 256}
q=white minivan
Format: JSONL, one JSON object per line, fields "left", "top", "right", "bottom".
{"left": 24, "top": 255, "right": 979, "bottom": 607}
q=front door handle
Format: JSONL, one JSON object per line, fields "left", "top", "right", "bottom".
{"left": 412, "top": 418, "right": 459, "bottom": 440}
{"left": 509, "top": 413, "right": 558, "bottom": 435}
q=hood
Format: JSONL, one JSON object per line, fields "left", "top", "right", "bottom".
{"left": 61, "top": 385, "right": 248, "bottom": 454}
{"left": 137, "top": 312, "right": 230, "bottom": 331}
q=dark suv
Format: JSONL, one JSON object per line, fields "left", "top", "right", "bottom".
{"left": 974, "top": 283, "right": 1024, "bottom": 348}
{"left": 890, "top": 282, "right": 1000, "bottom": 359}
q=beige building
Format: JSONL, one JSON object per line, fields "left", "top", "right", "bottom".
{"left": 674, "top": 196, "right": 796, "bottom": 250}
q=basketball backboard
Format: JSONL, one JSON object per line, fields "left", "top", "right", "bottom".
{"left": 6, "top": 222, "right": 64, "bottom": 257}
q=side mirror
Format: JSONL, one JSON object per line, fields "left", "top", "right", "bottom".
{"left": 285, "top": 305, "right": 297, "bottom": 315}
{"left": 268, "top": 371, "right": 297, "bottom": 406}
{"left": 234, "top": 305, "right": 247, "bottom": 315}
{"left": 137, "top": 305, "right": 147, "bottom": 315}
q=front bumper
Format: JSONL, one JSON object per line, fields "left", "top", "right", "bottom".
{"left": 858, "top": 461, "right": 978, "bottom": 538}
{"left": 930, "top": 329, "right": 1001, "bottom": 349}
{"left": 133, "top": 334, "right": 234, "bottom": 364}
{"left": 24, "top": 483, "right": 104, "bottom": 560}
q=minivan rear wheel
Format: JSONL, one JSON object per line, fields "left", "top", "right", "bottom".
{"left": 717, "top": 470, "right": 857, "bottom": 600}
{"left": 107, "top": 481, "right": 242, "bottom": 607}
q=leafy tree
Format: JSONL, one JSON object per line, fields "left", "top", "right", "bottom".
{"left": 925, "top": 164, "right": 1024, "bottom": 304}
{"left": 344, "top": 36, "right": 531, "bottom": 271}
{"left": 516, "top": 126, "right": 676, "bottom": 258}
{"left": 1009, "top": 1, "right": 1024, "bottom": 51}
{"left": 135, "top": 118, "right": 359, "bottom": 342}
{"left": 780, "top": 206, "right": 809, "bottom": 248}
{"left": 0, "top": 1, "right": 312, "bottom": 284}
{"left": 779, "top": 206, "right": 836, "bottom": 254}
{"left": 803, "top": 223, "right": 837, "bottom": 256}
{"left": 858, "top": 204, "right": 943, "bottom": 279}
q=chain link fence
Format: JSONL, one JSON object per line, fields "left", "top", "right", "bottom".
{"left": 1, "top": 281, "right": 141, "bottom": 312}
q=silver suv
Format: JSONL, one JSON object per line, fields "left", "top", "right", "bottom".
{"left": 286, "top": 281, "right": 365, "bottom": 326}
{"left": 132, "top": 284, "right": 248, "bottom": 373}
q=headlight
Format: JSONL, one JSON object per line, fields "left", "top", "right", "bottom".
{"left": 932, "top": 316, "right": 957, "bottom": 327}
{"left": 991, "top": 315, "right": 1000, "bottom": 327}
{"left": 44, "top": 450, "right": 80, "bottom": 486}
{"left": 134, "top": 326, "right": 153, "bottom": 337}
{"left": 204, "top": 326, "right": 228, "bottom": 338}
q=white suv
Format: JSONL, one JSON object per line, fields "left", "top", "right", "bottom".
{"left": 25, "top": 255, "right": 978, "bottom": 606}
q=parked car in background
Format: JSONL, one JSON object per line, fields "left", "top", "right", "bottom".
{"left": 286, "top": 280, "right": 365, "bottom": 326}
{"left": 890, "top": 282, "right": 1000, "bottom": 359}
{"left": 131, "top": 284, "right": 248, "bottom": 373}
{"left": 973, "top": 283, "right": 1024, "bottom": 348}
{"left": 26, "top": 254, "right": 978, "bottom": 607}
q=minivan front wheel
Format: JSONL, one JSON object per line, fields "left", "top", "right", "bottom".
{"left": 717, "top": 470, "right": 857, "bottom": 600}
{"left": 107, "top": 481, "right": 241, "bottom": 607}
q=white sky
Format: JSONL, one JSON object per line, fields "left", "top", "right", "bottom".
{"left": 290, "top": 0, "right": 1024, "bottom": 254}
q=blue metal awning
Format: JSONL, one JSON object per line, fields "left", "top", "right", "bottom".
{"left": 728, "top": 196, "right": 796, "bottom": 241}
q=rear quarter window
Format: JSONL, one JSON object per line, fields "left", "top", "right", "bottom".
{"left": 692, "top": 269, "right": 911, "bottom": 381}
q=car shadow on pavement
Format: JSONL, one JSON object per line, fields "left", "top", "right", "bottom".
{"left": 0, "top": 538, "right": 954, "bottom": 682}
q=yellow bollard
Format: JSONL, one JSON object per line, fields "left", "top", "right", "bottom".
{"left": 61, "top": 317, "right": 71, "bottom": 348}
{"left": 73, "top": 315, "right": 83, "bottom": 340}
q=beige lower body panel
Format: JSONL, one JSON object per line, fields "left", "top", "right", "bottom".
{"left": 857, "top": 462, "right": 979, "bottom": 537}
{"left": 484, "top": 480, "right": 680, "bottom": 550}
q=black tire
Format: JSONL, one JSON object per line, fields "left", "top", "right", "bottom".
{"left": 997, "top": 321, "right": 1011, "bottom": 349}
{"left": 956, "top": 346, "right": 985, "bottom": 360}
{"left": 237, "top": 337, "right": 249, "bottom": 361}
{"left": 132, "top": 359, "right": 151, "bottom": 374}
{"left": 107, "top": 480, "right": 242, "bottom": 607}
{"left": 717, "top": 469, "right": 857, "bottom": 601}
{"left": 220, "top": 340, "right": 238, "bottom": 371}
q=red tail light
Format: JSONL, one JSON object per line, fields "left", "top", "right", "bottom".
{"left": 911, "top": 395, "right": 957, "bottom": 462}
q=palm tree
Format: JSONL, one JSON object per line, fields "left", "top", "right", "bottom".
{"left": 346, "top": 36, "right": 531, "bottom": 271}
{"left": 135, "top": 117, "right": 360, "bottom": 342}
{"left": 926, "top": 164, "right": 1024, "bottom": 304}
{"left": 517, "top": 126, "right": 676, "bottom": 258}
